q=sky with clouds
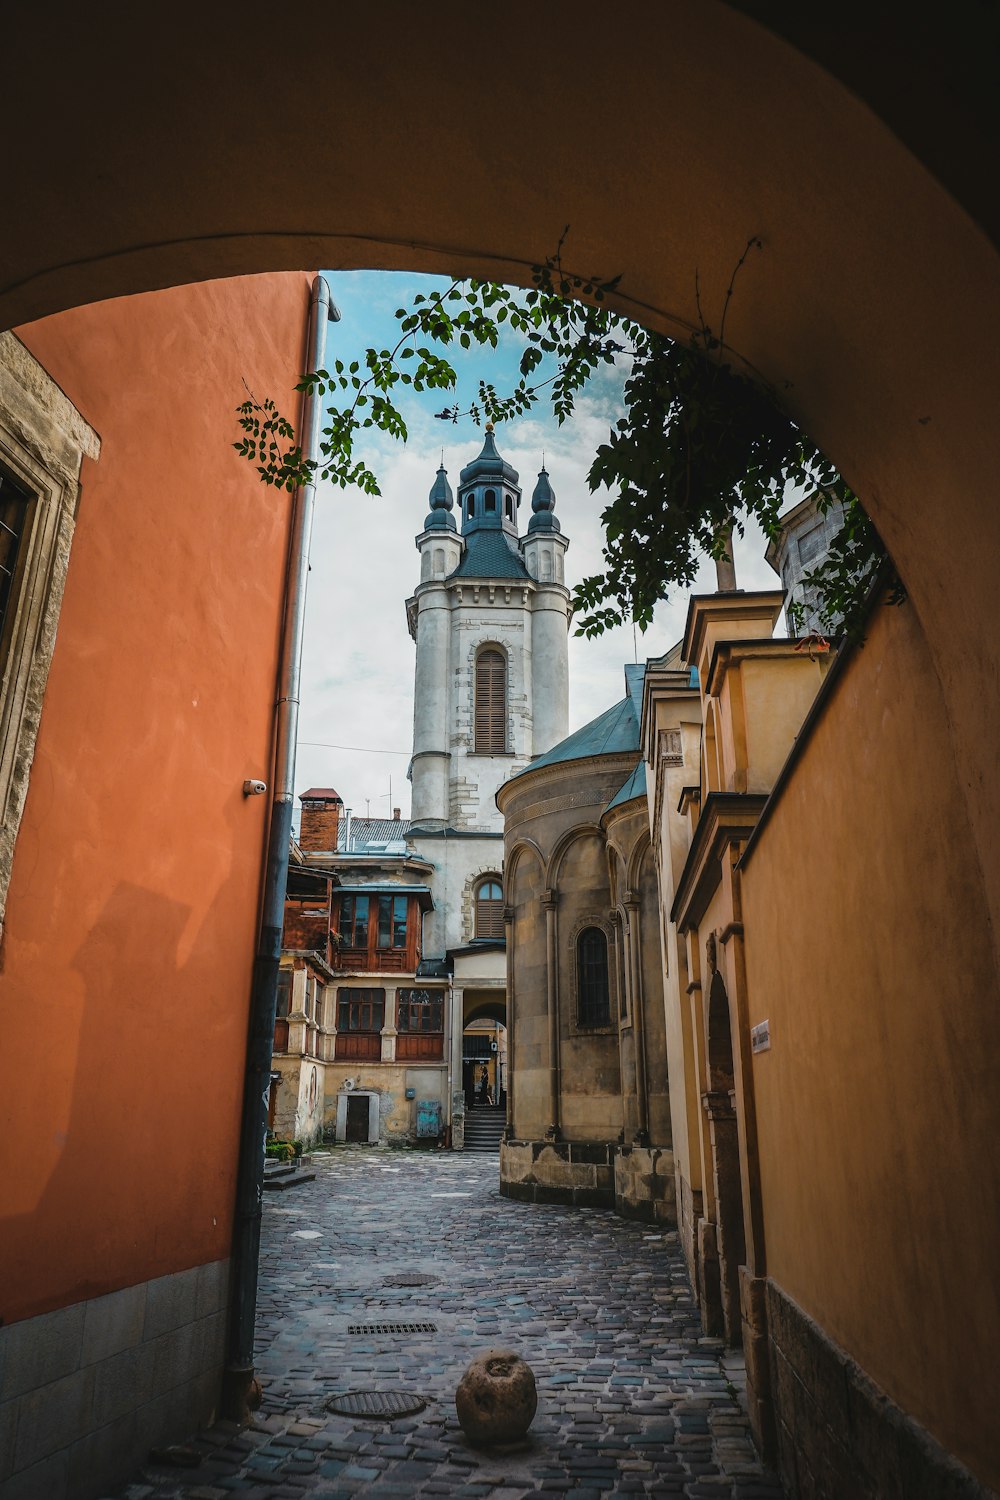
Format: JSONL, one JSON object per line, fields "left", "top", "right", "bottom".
{"left": 294, "top": 270, "right": 781, "bottom": 823}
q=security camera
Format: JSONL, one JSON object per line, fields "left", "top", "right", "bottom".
{"left": 243, "top": 779, "right": 267, "bottom": 797}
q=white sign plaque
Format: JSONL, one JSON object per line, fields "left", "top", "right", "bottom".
{"left": 751, "top": 1020, "right": 771, "bottom": 1054}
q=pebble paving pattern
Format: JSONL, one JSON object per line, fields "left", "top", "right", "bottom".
{"left": 110, "top": 1149, "right": 784, "bottom": 1499}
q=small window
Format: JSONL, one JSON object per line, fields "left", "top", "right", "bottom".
{"left": 397, "top": 988, "right": 444, "bottom": 1032}
{"left": 337, "top": 987, "right": 385, "bottom": 1032}
{"left": 467, "top": 495, "right": 475, "bottom": 518}
{"left": 577, "top": 927, "right": 611, "bottom": 1028}
{"left": 505, "top": 496, "right": 513, "bottom": 520}
{"left": 475, "top": 878, "right": 503, "bottom": 939}
{"left": 475, "top": 648, "right": 506, "bottom": 754}
{"left": 0, "top": 468, "right": 31, "bottom": 658}
{"left": 276, "top": 971, "right": 292, "bottom": 1019}
{"left": 484, "top": 488, "right": 497, "bottom": 512}
{"left": 338, "top": 893, "right": 370, "bottom": 947}
{"left": 375, "top": 892, "right": 410, "bottom": 950}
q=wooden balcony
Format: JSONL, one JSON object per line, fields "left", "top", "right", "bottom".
{"left": 330, "top": 947, "right": 413, "bottom": 974}
{"left": 396, "top": 1033, "right": 443, "bottom": 1061}
{"left": 335, "top": 1032, "right": 382, "bottom": 1061}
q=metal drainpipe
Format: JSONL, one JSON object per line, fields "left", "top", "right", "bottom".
{"left": 224, "top": 274, "right": 340, "bottom": 1418}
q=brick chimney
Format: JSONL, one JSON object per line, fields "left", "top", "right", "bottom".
{"left": 393, "top": 807, "right": 401, "bottom": 821}
{"left": 298, "top": 787, "right": 343, "bottom": 852}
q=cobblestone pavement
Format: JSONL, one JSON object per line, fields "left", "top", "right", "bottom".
{"left": 111, "top": 1149, "right": 784, "bottom": 1500}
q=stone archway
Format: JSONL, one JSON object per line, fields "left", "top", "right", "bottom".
{"left": 7, "top": 4, "right": 999, "bottom": 971}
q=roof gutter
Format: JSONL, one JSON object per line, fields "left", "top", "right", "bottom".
{"left": 224, "top": 274, "right": 340, "bottom": 1418}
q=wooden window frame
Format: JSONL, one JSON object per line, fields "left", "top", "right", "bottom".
{"left": 337, "top": 987, "right": 386, "bottom": 1033}
{"left": 396, "top": 986, "right": 444, "bottom": 1061}
{"left": 0, "top": 334, "right": 99, "bottom": 931}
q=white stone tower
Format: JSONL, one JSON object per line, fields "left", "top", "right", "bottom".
{"left": 406, "top": 426, "right": 571, "bottom": 833}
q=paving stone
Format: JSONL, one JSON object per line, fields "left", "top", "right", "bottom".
{"left": 100, "top": 1153, "right": 783, "bottom": 1499}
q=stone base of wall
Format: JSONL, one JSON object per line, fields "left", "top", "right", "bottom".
{"left": 499, "top": 1139, "right": 616, "bottom": 1207}
{"left": 0, "top": 1259, "right": 229, "bottom": 1500}
{"left": 500, "top": 1139, "right": 677, "bottom": 1224}
{"left": 613, "top": 1145, "right": 677, "bottom": 1223}
{"left": 767, "top": 1279, "right": 993, "bottom": 1499}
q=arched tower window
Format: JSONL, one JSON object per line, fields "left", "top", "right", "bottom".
{"left": 467, "top": 494, "right": 475, "bottom": 518}
{"left": 484, "top": 487, "right": 497, "bottom": 512}
{"left": 577, "top": 927, "right": 611, "bottom": 1028}
{"left": 475, "top": 647, "right": 506, "bottom": 753}
{"left": 475, "top": 878, "right": 503, "bottom": 938}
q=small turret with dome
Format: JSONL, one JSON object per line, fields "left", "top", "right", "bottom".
{"left": 527, "top": 461, "right": 561, "bottom": 533}
{"left": 423, "top": 459, "right": 457, "bottom": 531}
{"left": 522, "top": 457, "right": 570, "bottom": 586}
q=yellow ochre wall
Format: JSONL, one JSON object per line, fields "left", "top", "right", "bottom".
{"left": 741, "top": 598, "right": 1000, "bottom": 1489}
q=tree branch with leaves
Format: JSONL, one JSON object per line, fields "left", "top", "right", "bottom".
{"left": 235, "top": 236, "right": 900, "bottom": 640}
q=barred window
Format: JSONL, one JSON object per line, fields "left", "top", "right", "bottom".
{"left": 397, "top": 987, "right": 444, "bottom": 1033}
{"left": 577, "top": 927, "right": 611, "bottom": 1028}
{"left": 338, "top": 987, "right": 385, "bottom": 1032}
{"left": 475, "top": 878, "right": 503, "bottom": 939}
{"left": 475, "top": 647, "right": 506, "bottom": 754}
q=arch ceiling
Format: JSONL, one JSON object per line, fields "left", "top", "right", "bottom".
{"left": 4, "top": 1, "right": 1000, "bottom": 947}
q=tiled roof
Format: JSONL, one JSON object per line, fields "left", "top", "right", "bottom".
{"left": 449, "top": 529, "right": 530, "bottom": 581}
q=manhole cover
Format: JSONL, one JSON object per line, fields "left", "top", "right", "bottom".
{"left": 383, "top": 1273, "right": 440, "bottom": 1287}
{"left": 326, "top": 1390, "right": 428, "bottom": 1418}
{"left": 348, "top": 1321, "right": 438, "bottom": 1335}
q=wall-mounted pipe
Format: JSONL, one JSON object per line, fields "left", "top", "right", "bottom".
{"left": 224, "top": 274, "right": 340, "bottom": 1418}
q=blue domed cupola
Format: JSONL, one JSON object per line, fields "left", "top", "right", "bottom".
{"left": 423, "top": 460, "right": 457, "bottom": 531}
{"left": 458, "top": 423, "right": 521, "bottom": 538}
{"left": 527, "top": 462, "right": 561, "bottom": 533}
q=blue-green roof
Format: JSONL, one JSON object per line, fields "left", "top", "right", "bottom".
{"left": 515, "top": 694, "right": 640, "bottom": 780}
{"left": 604, "top": 759, "right": 647, "bottom": 813}
{"left": 449, "top": 529, "right": 530, "bottom": 581}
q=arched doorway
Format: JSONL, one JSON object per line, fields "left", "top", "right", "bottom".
{"left": 704, "top": 966, "right": 747, "bottom": 1347}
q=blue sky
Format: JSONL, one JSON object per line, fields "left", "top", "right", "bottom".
{"left": 294, "top": 270, "right": 777, "bottom": 821}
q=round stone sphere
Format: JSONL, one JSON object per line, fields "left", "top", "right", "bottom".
{"left": 455, "top": 1349, "right": 537, "bottom": 1444}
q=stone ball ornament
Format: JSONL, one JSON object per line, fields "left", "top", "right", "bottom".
{"left": 455, "top": 1348, "right": 538, "bottom": 1444}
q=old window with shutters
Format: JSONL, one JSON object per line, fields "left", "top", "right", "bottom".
{"left": 475, "top": 878, "right": 503, "bottom": 939}
{"left": 474, "top": 647, "right": 507, "bottom": 754}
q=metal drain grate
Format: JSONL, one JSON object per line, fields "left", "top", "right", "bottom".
{"left": 326, "top": 1390, "right": 428, "bottom": 1418}
{"left": 383, "top": 1273, "right": 440, "bottom": 1288}
{"left": 348, "top": 1321, "right": 438, "bottom": 1335}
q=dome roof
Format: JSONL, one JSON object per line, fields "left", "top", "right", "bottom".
{"left": 527, "top": 463, "right": 561, "bottom": 533}
{"left": 459, "top": 425, "right": 520, "bottom": 488}
{"left": 423, "top": 461, "right": 457, "bottom": 531}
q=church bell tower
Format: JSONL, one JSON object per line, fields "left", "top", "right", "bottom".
{"left": 406, "top": 426, "right": 571, "bottom": 831}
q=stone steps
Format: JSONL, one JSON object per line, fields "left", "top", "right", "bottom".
{"left": 463, "top": 1106, "right": 506, "bottom": 1154}
{"left": 263, "top": 1158, "right": 317, "bottom": 1191}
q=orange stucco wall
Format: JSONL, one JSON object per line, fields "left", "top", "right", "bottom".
{"left": 742, "top": 599, "right": 1000, "bottom": 1488}
{"left": 1, "top": 273, "right": 310, "bottom": 1324}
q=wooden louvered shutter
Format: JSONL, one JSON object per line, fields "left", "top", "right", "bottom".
{"left": 475, "top": 649, "right": 506, "bottom": 753}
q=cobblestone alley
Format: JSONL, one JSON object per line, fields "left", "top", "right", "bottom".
{"left": 110, "top": 1151, "right": 784, "bottom": 1500}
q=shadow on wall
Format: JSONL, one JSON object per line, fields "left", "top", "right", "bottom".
{"left": 3, "top": 814, "right": 252, "bottom": 1325}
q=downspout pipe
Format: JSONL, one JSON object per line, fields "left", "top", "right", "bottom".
{"left": 224, "top": 275, "right": 340, "bottom": 1417}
